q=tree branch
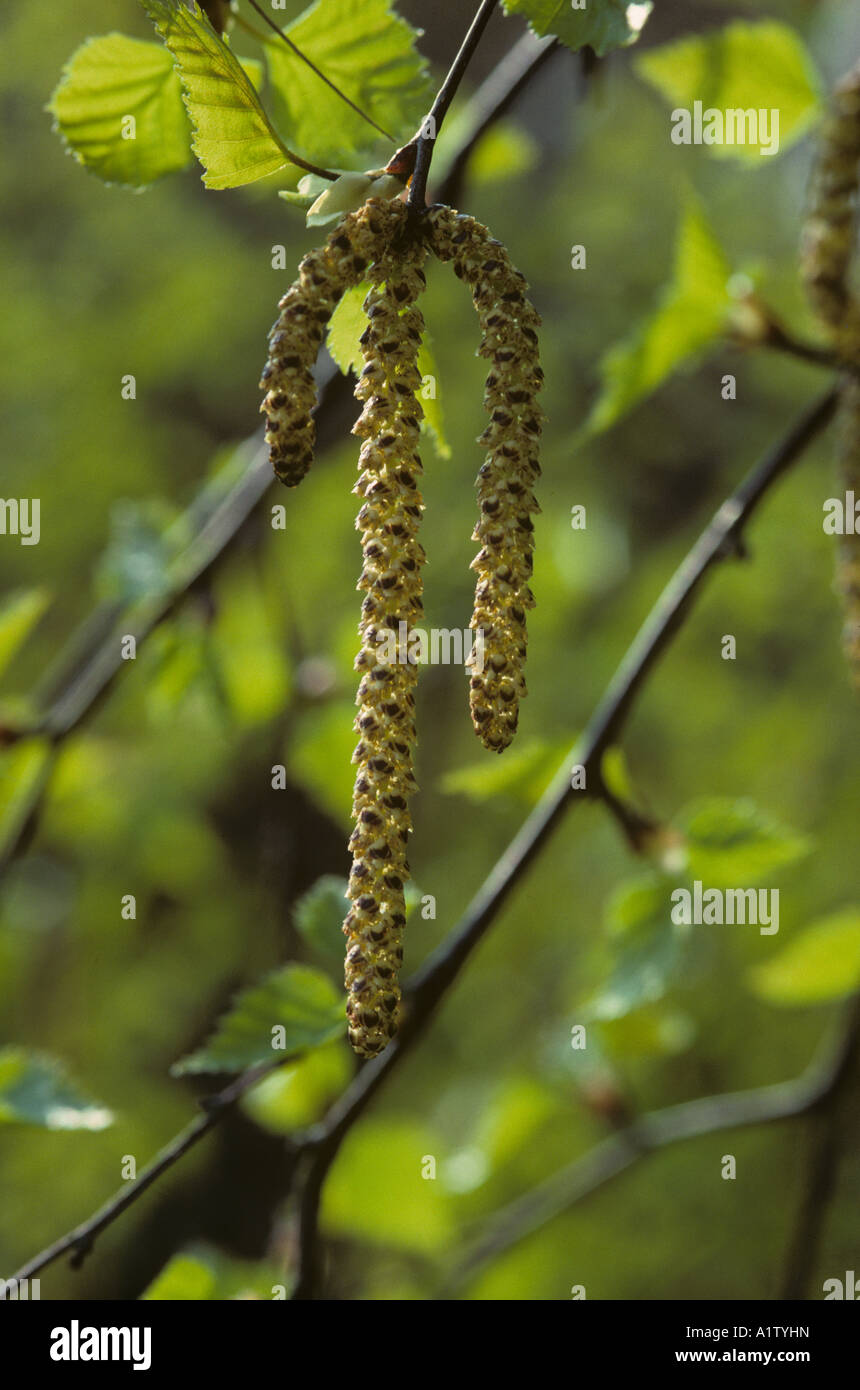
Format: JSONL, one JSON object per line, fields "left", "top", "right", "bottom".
{"left": 443, "top": 993, "right": 860, "bottom": 1296}
{"left": 408, "top": 0, "right": 500, "bottom": 209}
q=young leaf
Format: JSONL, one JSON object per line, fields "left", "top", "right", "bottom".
{"left": 502, "top": 0, "right": 652, "bottom": 56}
{"left": 748, "top": 910, "right": 860, "bottom": 1007}
{"left": 49, "top": 34, "right": 193, "bottom": 187}
{"left": 264, "top": 0, "right": 432, "bottom": 166}
{"left": 678, "top": 798, "right": 810, "bottom": 887}
{"left": 0, "top": 1048, "right": 113, "bottom": 1130}
{"left": 294, "top": 875, "right": 348, "bottom": 962}
{"left": 142, "top": 0, "right": 291, "bottom": 188}
{"left": 171, "top": 964, "right": 344, "bottom": 1075}
{"left": 583, "top": 200, "right": 731, "bottom": 436}
{"left": 0, "top": 739, "right": 53, "bottom": 864}
{"left": 635, "top": 21, "right": 821, "bottom": 162}
{"left": 0, "top": 590, "right": 50, "bottom": 684}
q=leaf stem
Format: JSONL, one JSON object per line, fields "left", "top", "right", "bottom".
{"left": 243, "top": 0, "right": 394, "bottom": 145}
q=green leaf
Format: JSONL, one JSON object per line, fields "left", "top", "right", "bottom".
{"left": 502, "top": 0, "right": 652, "bottom": 56}
{"left": 327, "top": 280, "right": 368, "bottom": 376}
{"left": 584, "top": 200, "right": 731, "bottom": 435}
{"left": 142, "top": 1246, "right": 282, "bottom": 1300}
{"left": 327, "top": 285, "right": 450, "bottom": 457}
{"left": 416, "top": 333, "right": 451, "bottom": 460}
{"left": 49, "top": 34, "right": 193, "bottom": 188}
{"left": 587, "top": 874, "right": 684, "bottom": 1020}
{"left": 294, "top": 875, "right": 348, "bottom": 961}
{"left": 0, "top": 739, "right": 53, "bottom": 863}
{"left": 265, "top": 0, "right": 432, "bottom": 166}
{"left": 467, "top": 120, "right": 539, "bottom": 186}
{"left": 172, "top": 964, "right": 344, "bottom": 1075}
{"left": 440, "top": 737, "right": 567, "bottom": 805}
{"left": 95, "top": 500, "right": 176, "bottom": 603}
{"left": 748, "top": 910, "right": 860, "bottom": 1007}
{"left": 242, "top": 1041, "right": 351, "bottom": 1133}
{"left": 678, "top": 798, "right": 810, "bottom": 887}
{"left": 322, "top": 1118, "right": 455, "bottom": 1252}
{"left": 635, "top": 21, "right": 821, "bottom": 162}
{"left": 142, "top": 0, "right": 289, "bottom": 189}
{"left": 0, "top": 1048, "right": 113, "bottom": 1130}
{"left": 597, "top": 1005, "right": 696, "bottom": 1058}
{"left": 0, "top": 590, "right": 50, "bottom": 684}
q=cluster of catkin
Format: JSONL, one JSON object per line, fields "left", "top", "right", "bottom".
{"left": 260, "top": 196, "right": 543, "bottom": 1056}
{"left": 801, "top": 61, "right": 860, "bottom": 689}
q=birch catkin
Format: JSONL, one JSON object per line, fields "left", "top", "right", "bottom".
{"left": 260, "top": 200, "right": 407, "bottom": 487}
{"left": 802, "top": 61, "right": 860, "bottom": 689}
{"left": 427, "top": 206, "right": 543, "bottom": 751}
{"left": 344, "top": 205, "right": 428, "bottom": 1057}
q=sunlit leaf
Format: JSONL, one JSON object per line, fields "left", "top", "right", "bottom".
{"left": 678, "top": 798, "right": 810, "bottom": 887}
{"left": 0, "top": 1048, "right": 113, "bottom": 1130}
{"left": 142, "top": 0, "right": 289, "bottom": 189}
{"left": 584, "top": 200, "right": 731, "bottom": 435}
{"left": 635, "top": 21, "right": 821, "bottom": 162}
{"left": 0, "top": 590, "right": 50, "bottom": 683}
{"left": 242, "top": 1041, "right": 351, "bottom": 1133}
{"left": 171, "top": 964, "right": 343, "bottom": 1074}
{"left": 502, "top": 0, "right": 652, "bottom": 56}
{"left": 748, "top": 909, "right": 860, "bottom": 1006}
{"left": 440, "top": 737, "right": 567, "bottom": 805}
{"left": 49, "top": 34, "right": 193, "bottom": 187}
{"left": 265, "top": 0, "right": 431, "bottom": 166}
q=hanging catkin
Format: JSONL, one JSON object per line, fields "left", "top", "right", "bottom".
{"left": 260, "top": 200, "right": 407, "bottom": 487}
{"left": 344, "top": 202, "right": 428, "bottom": 1057}
{"left": 802, "top": 61, "right": 860, "bottom": 690}
{"left": 427, "top": 205, "right": 543, "bottom": 751}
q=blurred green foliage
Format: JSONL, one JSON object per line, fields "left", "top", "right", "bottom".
{"left": 0, "top": 0, "right": 858, "bottom": 1301}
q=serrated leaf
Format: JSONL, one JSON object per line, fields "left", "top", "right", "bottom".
{"left": 584, "top": 200, "right": 731, "bottom": 435}
{"left": 143, "top": 0, "right": 289, "bottom": 189}
{"left": 172, "top": 964, "right": 344, "bottom": 1075}
{"left": 294, "top": 875, "right": 348, "bottom": 961}
{"left": 748, "top": 910, "right": 860, "bottom": 1006}
{"left": 0, "top": 1048, "right": 113, "bottom": 1130}
{"left": 49, "top": 33, "right": 193, "bottom": 188}
{"left": 265, "top": 0, "right": 432, "bottom": 166}
{"left": 678, "top": 798, "right": 810, "bottom": 887}
{"left": 502, "top": 0, "right": 652, "bottom": 56}
{"left": 635, "top": 21, "right": 821, "bottom": 162}
{"left": 587, "top": 873, "right": 684, "bottom": 1020}
{"left": 0, "top": 590, "right": 50, "bottom": 684}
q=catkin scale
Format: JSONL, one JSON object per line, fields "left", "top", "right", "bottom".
{"left": 260, "top": 200, "right": 407, "bottom": 487}
{"left": 802, "top": 61, "right": 860, "bottom": 689}
{"left": 427, "top": 206, "right": 543, "bottom": 751}
{"left": 343, "top": 208, "right": 428, "bottom": 1058}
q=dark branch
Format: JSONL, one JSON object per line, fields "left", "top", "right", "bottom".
{"left": 443, "top": 993, "right": 860, "bottom": 1295}
{"left": 408, "top": 0, "right": 500, "bottom": 209}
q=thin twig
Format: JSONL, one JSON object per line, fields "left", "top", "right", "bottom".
{"left": 408, "top": 0, "right": 500, "bottom": 208}
{"left": 443, "top": 993, "right": 860, "bottom": 1295}
{"left": 8, "top": 1061, "right": 282, "bottom": 1283}
{"left": 243, "top": 0, "right": 393, "bottom": 146}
